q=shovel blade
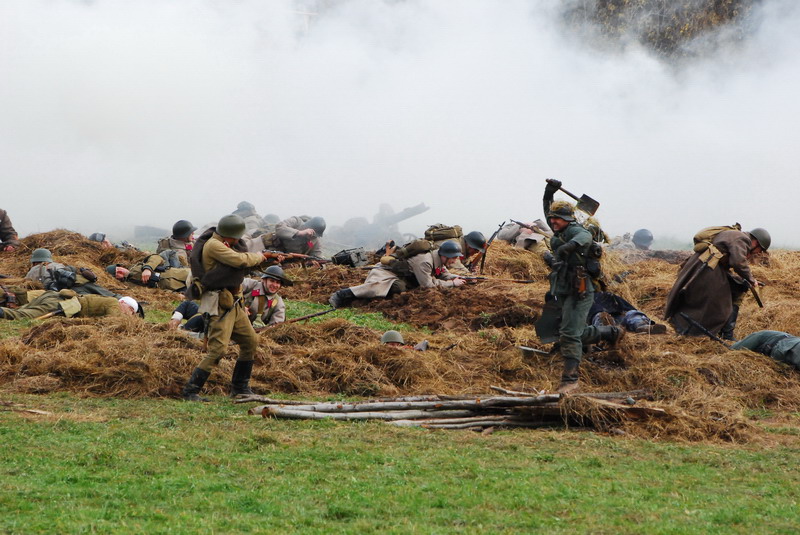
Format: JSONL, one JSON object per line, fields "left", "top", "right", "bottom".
{"left": 576, "top": 194, "right": 600, "bottom": 216}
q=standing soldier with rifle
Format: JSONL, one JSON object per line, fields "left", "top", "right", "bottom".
{"left": 181, "top": 214, "right": 273, "bottom": 402}
{"left": 538, "top": 179, "right": 623, "bottom": 394}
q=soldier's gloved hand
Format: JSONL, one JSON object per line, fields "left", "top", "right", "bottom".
{"left": 556, "top": 240, "right": 578, "bottom": 259}
{"left": 542, "top": 251, "right": 555, "bottom": 268}
{"left": 545, "top": 178, "right": 562, "bottom": 195}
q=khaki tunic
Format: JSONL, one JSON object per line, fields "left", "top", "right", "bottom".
{"left": 196, "top": 233, "right": 267, "bottom": 372}
{"left": 1, "top": 291, "right": 120, "bottom": 320}
{"left": 156, "top": 236, "right": 193, "bottom": 266}
{"left": 664, "top": 230, "right": 754, "bottom": 336}
{"left": 274, "top": 216, "right": 322, "bottom": 256}
{"left": 128, "top": 253, "right": 190, "bottom": 291}
{"left": 241, "top": 278, "right": 285, "bottom": 325}
{"left": 350, "top": 251, "right": 458, "bottom": 299}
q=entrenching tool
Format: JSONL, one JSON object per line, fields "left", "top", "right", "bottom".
{"left": 555, "top": 184, "right": 600, "bottom": 216}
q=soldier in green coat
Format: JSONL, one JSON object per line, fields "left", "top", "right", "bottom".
{"left": 733, "top": 331, "right": 800, "bottom": 370}
{"left": 539, "top": 179, "right": 623, "bottom": 393}
{"left": 0, "top": 290, "right": 139, "bottom": 320}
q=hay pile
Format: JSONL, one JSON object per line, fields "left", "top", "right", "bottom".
{"left": 2, "top": 232, "right": 800, "bottom": 443}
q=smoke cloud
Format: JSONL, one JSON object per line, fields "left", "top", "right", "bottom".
{"left": 1, "top": 0, "right": 798, "bottom": 247}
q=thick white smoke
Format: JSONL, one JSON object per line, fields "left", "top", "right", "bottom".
{"left": 1, "top": 0, "right": 798, "bottom": 247}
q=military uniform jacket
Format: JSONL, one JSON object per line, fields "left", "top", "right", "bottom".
{"left": 275, "top": 216, "right": 322, "bottom": 256}
{"left": 241, "top": 278, "right": 285, "bottom": 325}
{"left": 350, "top": 249, "right": 458, "bottom": 299}
{"left": 197, "top": 233, "right": 267, "bottom": 316}
{"left": 127, "top": 253, "right": 190, "bottom": 291}
{"left": 25, "top": 262, "right": 68, "bottom": 289}
{"left": 76, "top": 295, "right": 122, "bottom": 317}
{"left": 664, "top": 229, "right": 754, "bottom": 335}
{"left": 0, "top": 209, "right": 19, "bottom": 248}
{"left": 156, "top": 236, "right": 192, "bottom": 266}
{"left": 548, "top": 223, "right": 593, "bottom": 297}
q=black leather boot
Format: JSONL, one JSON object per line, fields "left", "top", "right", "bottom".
{"left": 182, "top": 367, "right": 211, "bottom": 402}
{"left": 328, "top": 288, "right": 355, "bottom": 309}
{"left": 720, "top": 305, "right": 740, "bottom": 341}
{"left": 556, "top": 360, "right": 580, "bottom": 394}
{"left": 230, "top": 360, "right": 256, "bottom": 397}
{"left": 598, "top": 325, "right": 625, "bottom": 348}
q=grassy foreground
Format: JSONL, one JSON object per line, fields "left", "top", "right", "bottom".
{"left": 1, "top": 395, "right": 798, "bottom": 534}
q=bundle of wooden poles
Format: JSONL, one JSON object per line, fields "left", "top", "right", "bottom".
{"left": 237, "top": 386, "right": 667, "bottom": 431}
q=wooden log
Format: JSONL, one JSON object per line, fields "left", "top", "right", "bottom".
{"left": 261, "top": 406, "right": 478, "bottom": 421}
{"left": 389, "top": 419, "right": 557, "bottom": 429}
{"left": 254, "top": 395, "right": 563, "bottom": 414}
{"left": 490, "top": 385, "right": 545, "bottom": 397}
{"left": 235, "top": 396, "right": 312, "bottom": 405}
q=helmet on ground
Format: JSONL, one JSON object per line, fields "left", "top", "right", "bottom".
{"left": 172, "top": 220, "right": 197, "bottom": 239}
{"left": 464, "top": 231, "right": 487, "bottom": 253}
{"left": 632, "top": 229, "right": 654, "bottom": 249}
{"left": 30, "top": 248, "right": 53, "bottom": 264}
{"left": 547, "top": 201, "right": 575, "bottom": 222}
{"left": 381, "top": 330, "right": 405, "bottom": 345}
{"left": 749, "top": 228, "right": 771, "bottom": 251}
{"left": 261, "top": 265, "right": 293, "bottom": 287}
{"left": 438, "top": 240, "right": 462, "bottom": 258}
{"left": 301, "top": 216, "right": 326, "bottom": 237}
{"left": 88, "top": 232, "right": 106, "bottom": 242}
{"left": 216, "top": 214, "right": 247, "bottom": 239}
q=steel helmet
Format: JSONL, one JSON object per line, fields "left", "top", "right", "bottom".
{"left": 30, "top": 248, "right": 53, "bottom": 264}
{"left": 261, "top": 265, "right": 293, "bottom": 287}
{"left": 464, "top": 231, "right": 488, "bottom": 253}
{"left": 263, "top": 213, "right": 280, "bottom": 225}
{"left": 237, "top": 201, "right": 255, "bottom": 212}
{"left": 380, "top": 330, "right": 405, "bottom": 345}
{"left": 547, "top": 201, "right": 575, "bottom": 222}
{"left": 172, "top": 220, "right": 197, "bottom": 239}
{"left": 301, "top": 216, "right": 326, "bottom": 237}
{"left": 749, "top": 228, "right": 771, "bottom": 251}
{"left": 438, "top": 240, "right": 462, "bottom": 258}
{"left": 632, "top": 229, "right": 654, "bottom": 249}
{"left": 216, "top": 214, "right": 247, "bottom": 239}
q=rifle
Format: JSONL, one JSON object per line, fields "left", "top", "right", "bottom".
{"left": 255, "top": 307, "right": 335, "bottom": 332}
{"left": 458, "top": 276, "right": 535, "bottom": 284}
{"left": 263, "top": 250, "right": 331, "bottom": 266}
{"left": 479, "top": 220, "right": 506, "bottom": 275}
{"left": 510, "top": 219, "right": 538, "bottom": 232}
{"left": 747, "top": 280, "right": 764, "bottom": 308}
{"left": 677, "top": 312, "right": 732, "bottom": 349}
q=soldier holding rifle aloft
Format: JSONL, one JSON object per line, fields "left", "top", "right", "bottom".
{"left": 538, "top": 179, "right": 623, "bottom": 394}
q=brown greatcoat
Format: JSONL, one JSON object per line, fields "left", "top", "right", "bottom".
{"left": 664, "top": 229, "right": 755, "bottom": 336}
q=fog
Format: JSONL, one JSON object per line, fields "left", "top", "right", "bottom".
{"left": 2, "top": 0, "right": 799, "bottom": 248}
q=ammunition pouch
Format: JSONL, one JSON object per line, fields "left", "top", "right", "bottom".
{"left": 218, "top": 288, "right": 235, "bottom": 311}
{"left": 185, "top": 278, "right": 204, "bottom": 300}
{"left": 698, "top": 244, "right": 724, "bottom": 270}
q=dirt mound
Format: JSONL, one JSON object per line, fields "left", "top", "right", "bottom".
{"left": 2, "top": 232, "right": 800, "bottom": 443}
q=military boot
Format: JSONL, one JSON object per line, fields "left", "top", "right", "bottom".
{"left": 182, "top": 367, "right": 211, "bottom": 402}
{"left": 230, "top": 360, "right": 256, "bottom": 397}
{"left": 556, "top": 360, "right": 580, "bottom": 394}
{"left": 598, "top": 325, "right": 625, "bottom": 348}
{"left": 720, "top": 305, "right": 740, "bottom": 341}
{"left": 328, "top": 288, "right": 355, "bottom": 309}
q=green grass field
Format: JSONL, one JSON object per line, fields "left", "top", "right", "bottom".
{"left": 2, "top": 394, "right": 799, "bottom": 534}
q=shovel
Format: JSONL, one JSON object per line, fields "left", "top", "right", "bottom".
{"left": 557, "top": 185, "right": 600, "bottom": 216}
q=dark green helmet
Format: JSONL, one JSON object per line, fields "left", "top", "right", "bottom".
{"left": 632, "top": 229, "right": 654, "bottom": 249}
{"left": 749, "top": 228, "right": 771, "bottom": 251}
{"left": 262, "top": 265, "right": 293, "bottom": 287}
{"left": 216, "top": 214, "right": 246, "bottom": 239}
{"left": 172, "top": 220, "right": 196, "bottom": 239}
{"left": 438, "top": 240, "right": 462, "bottom": 258}
{"left": 464, "top": 231, "right": 487, "bottom": 253}
{"left": 547, "top": 201, "right": 575, "bottom": 222}
{"left": 106, "top": 264, "right": 118, "bottom": 276}
{"left": 380, "top": 330, "right": 405, "bottom": 344}
{"left": 30, "top": 248, "right": 53, "bottom": 264}
{"left": 301, "top": 216, "right": 326, "bottom": 237}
